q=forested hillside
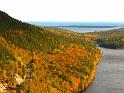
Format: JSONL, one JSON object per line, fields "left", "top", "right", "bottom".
{"left": 0, "top": 10, "right": 101, "bottom": 93}
{"left": 84, "top": 28, "right": 124, "bottom": 49}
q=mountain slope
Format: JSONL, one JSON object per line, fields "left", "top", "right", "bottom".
{"left": 0, "top": 10, "right": 87, "bottom": 53}
{"left": 0, "top": 10, "right": 101, "bottom": 93}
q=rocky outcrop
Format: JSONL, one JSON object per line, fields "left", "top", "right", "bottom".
{"left": 0, "top": 84, "right": 7, "bottom": 92}
{"left": 0, "top": 74, "right": 24, "bottom": 93}
{"left": 14, "top": 74, "right": 24, "bottom": 85}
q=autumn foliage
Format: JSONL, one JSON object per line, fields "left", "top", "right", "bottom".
{"left": 0, "top": 10, "right": 102, "bottom": 93}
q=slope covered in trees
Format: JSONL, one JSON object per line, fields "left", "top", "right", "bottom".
{"left": 0, "top": 10, "right": 101, "bottom": 93}
{"left": 84, "top": 28, "right": 124, "bottom": 49}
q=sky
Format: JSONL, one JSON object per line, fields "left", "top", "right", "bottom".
{"left": 0, "top": 0, "right": 124, "bottom": 22}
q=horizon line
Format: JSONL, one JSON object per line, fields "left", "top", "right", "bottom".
{"left": 25, "top": 21, "right": 124, "bottom": 23}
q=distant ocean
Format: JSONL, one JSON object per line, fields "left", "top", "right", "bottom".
{"left": 27, "top": 22, "right": 124, "bottom": 33}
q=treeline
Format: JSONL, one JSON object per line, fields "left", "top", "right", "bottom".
{"left": 97, "top": 38, "right": 124, "bottom": 49}
{"left": 85, "top": 28, "right": 124, "bottom": 49}
{"left": 97, "top": 29, "right": 124, "bottom": 49}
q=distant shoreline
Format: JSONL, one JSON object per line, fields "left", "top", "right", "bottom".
{"left": 27, "top": 21, "right": 124, "bottom": 27}
{"left": 44, "top": 26, "right": 117, "bottom": 28}
{"left": 28, "top": 21, "right": 123, "bottom": 33}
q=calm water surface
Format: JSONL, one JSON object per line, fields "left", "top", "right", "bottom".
{"left": 83, "top": 48, "right": 124, "bottom": 93}
{"left": 58, "top": 27, "right": 121, "bottom": 33}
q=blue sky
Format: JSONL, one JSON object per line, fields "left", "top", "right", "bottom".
{"left": 0, "top": 0, "right": 124, "bottom": 22}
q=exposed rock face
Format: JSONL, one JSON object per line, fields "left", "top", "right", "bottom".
{"left": 14, "top": 74, "right": 24, "bottom": 85}
{"left": 0, "top": 84, "right": 6, "bottom": 92}
{"left": 0, "top": 74, "right": 24, "bottom": 92}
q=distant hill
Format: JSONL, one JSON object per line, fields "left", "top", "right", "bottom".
{"left": 84, "top": 28, "right": 124, "bottom": 49}
{"left": 0, "top": 10, "right": 101, "bottom": 93}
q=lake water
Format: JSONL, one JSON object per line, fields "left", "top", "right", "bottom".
{"left": 58, "top": 27, "right": 121, "bottom": 33}
{"left": 83, "top": 48, "right": 124, "bottom": 93}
